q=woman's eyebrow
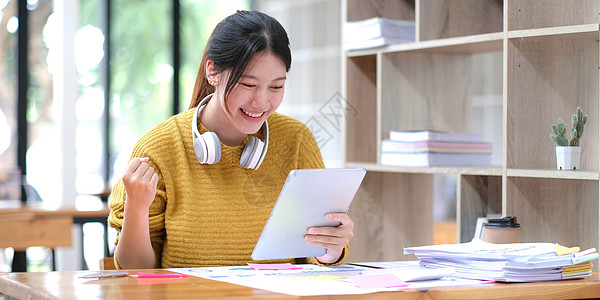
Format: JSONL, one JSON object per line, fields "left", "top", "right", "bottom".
{"left": 241, "top": 75, "right": 287, "bottom": 81}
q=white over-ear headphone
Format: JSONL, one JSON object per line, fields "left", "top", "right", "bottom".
{"left": 192, "top": 94, "right": 269, "bottom": 170}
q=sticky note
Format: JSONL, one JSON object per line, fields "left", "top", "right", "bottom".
{"left": 562, "top": 264, "right": 593, "bottom": 275}
{"left": 131, "top": 272, "right": 187, "bottom": 278}
{"left": 247, "top": 263, "right": 302, "bottom": 270}
{"left": 290, "top": 275, "right": 345, "bottom": 280}
{"left": 347, "top": 274, "right": 408, "bottom": 289}
{"left": 556, "top": 244, "right": 580, "bottom": 256}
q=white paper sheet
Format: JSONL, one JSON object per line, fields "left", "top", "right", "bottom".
{"left": 167, "top": 262, "right": 491, "bottom": 296}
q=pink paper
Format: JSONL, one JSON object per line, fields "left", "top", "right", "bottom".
{"left": 134, "top": 278, "right": 188, "bottom": 285}
{"left": 347, "top": 274, "right": 408, "bottom": 289}
{"left": 247, "top": 263, "right": 303, "bottom": 270}
{"left": 131, "top": 272, "right": 188, "bottom": 278}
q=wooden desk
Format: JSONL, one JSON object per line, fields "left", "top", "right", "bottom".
{"left": 1, "top": 270, "right": 600, "bottom": 300}
{"left": 0, "top": 203, "right": 111, "bottom": 271}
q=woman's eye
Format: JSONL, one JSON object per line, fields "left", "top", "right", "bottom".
{"left": 241, "top": 83, "right": 255, "bottom": 88}
{"left": 271, "top": 86, "right": 283, "bottom": 90}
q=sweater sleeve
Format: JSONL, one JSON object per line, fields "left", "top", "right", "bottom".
{"left": 107, "top": 143, "right": 167, "bottom": 269}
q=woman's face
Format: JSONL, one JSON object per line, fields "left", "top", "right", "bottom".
{"left": 216, "top": 52, "right": 287, "bottom": 136}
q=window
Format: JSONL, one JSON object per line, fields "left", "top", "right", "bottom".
{"left": 109, "top": 0, "right": 173, "bottom": 185}
{"left": 75, "top": 0, "right": 106, "bottom": 198}
{"left": 0, "top": 0, "right": 17, "bottom": 169}
{"left": 25, "top": 0, "right": 55, "bottom": 204}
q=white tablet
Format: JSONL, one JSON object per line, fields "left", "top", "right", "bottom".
{"left": 251, "top": 168, "right": 367, "bottom": 261}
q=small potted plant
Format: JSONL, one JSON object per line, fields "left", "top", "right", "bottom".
{"left": 549, "top": 107, "right": 588, "bottom": 170}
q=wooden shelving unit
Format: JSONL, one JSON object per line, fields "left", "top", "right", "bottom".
{"left": 342, "top": 0, "right": 599, "bottom": 265}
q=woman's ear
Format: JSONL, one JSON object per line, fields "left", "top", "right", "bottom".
{"left": 205, "top": 59, "right": 219, "bottom": 86}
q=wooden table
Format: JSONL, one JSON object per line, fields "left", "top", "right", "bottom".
{"left": 0, "top": 202, "right": 111, "bottom": 271}
{"left": 1, "top": 270, "right": 600, "bottom": 299}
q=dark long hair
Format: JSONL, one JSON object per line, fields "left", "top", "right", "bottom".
{"left": 189, "top": 10, "right": 292, "bottom": 109}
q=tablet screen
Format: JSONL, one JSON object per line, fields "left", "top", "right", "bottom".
{"left": 251, "top": 168, "right": 366, "bottom": 261}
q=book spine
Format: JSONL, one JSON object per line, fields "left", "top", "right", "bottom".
{"left": 381, "top": 152, "right": 491, "bottom": 167}
{"left": 382, "top": 140, "right": 492, "bottom": 152}
{"left": 389, "top": 130, "right": 484, "bottom": 143}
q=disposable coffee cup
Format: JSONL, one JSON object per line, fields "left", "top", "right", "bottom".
{"left": 483, "top": 216, "right": 520, "bottom": 244}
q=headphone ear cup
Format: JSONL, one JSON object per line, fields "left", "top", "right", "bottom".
{"left": 193, "top": 136, "right": 209, "bottom": 163}
{"left": 240, "top": 136, "right": 265, "bottom": 169}
{"left": 205, "top": 132, "right": 221, "bottom": 164}
{"left": 194, "top": 132, "right": 221, "bottom": 164}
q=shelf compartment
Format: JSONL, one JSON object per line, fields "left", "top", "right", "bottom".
{"left": 345, "top": 55, "right": 378, "bottom": 164}
{"left": 380, "top": 50, "right": 503, "bottom": 166}
{"left": 507, "top": 169, "right": 599, "bottom": 180}
{"left": 507, "top": 32, "right": 599, "bottom": 170}
{"left": 348, "top": 171, "right": 433, "bottom": 262}
{"left": 381, "top": 51, "right": 475, "bottom": 133}
{"left": 418, "top": 0, "right": 503, "bottom": 41}
{"left": 507, "top": 0, "right": 599, "bottom": 31}
{"left": 458, "top": 175, "right": 503, "bottom": 243}
{"left": 506, "top": 177, "right": 598, "bottom": 251}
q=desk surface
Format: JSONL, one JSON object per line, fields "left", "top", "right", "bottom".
{"left": 1, "top": 270, "right": 600, "bottom": 300}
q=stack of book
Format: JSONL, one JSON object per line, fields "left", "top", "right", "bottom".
{"left": 404, "top": 239, "right": 598, "bottom": 282}
{"left": 380, "top": 130, "right": 492, "bottom": 167}
{"left": 343, "top": 17, "right": 415, "bottom": 51}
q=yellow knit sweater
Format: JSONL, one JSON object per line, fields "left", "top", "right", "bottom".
{"left": 108, "top": 109, "right": 349, "bottom": 268}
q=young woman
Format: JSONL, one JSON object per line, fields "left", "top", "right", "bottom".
{"left": 108, "top": 10, "right": 354, "bottom": 269}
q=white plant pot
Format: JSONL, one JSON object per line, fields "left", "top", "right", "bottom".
{"left": 555, "top": 146, "right": 581, "bottom": 170}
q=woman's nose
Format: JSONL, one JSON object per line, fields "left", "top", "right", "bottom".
{"left": 250, "top": 89, "right": 268, "bottom": 108}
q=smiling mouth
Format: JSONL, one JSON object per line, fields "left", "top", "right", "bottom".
{"left": 241, "top": 108, "right": 265, "bottom": 118}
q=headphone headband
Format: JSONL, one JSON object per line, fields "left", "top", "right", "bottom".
{"left": 191, "top": 94, "right": 212, "bottom": 141}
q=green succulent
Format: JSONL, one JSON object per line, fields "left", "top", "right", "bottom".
{"left": 550, "top": 107, "right": 588, "bottom": 147}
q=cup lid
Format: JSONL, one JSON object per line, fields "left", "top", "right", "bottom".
{"left": 484, "top": 216, "right": 521, "bottom": 228}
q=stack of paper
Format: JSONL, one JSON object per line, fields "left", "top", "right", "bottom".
{"left": 381, "top": 130, "right": 492, "bottom": 167}
{"left": 404, "top": 239, "right": 598, "bottom": 282}
{"left": 343, "top": 17, "right": 415, "bottom": 51}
